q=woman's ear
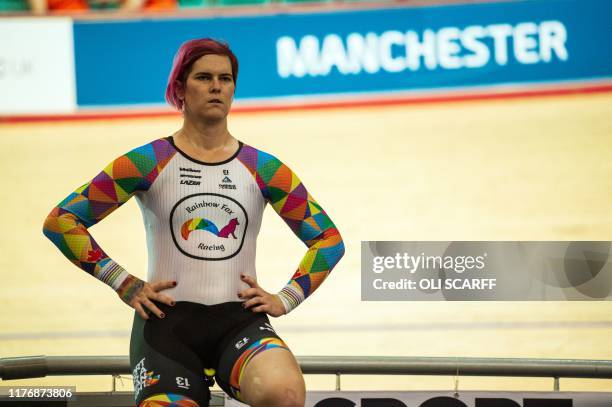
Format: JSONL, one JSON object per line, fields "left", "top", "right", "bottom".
{"left": 175, "top": 80, "right": 185, "bottom": 101}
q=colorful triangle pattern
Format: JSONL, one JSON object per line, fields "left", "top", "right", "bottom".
{"left": 43, "top": 139, "right": 176, "bottom": 285}
{"left": 237, "top": 144, "right": 345, "bottom": 312}
{"left": 139, "top": 393, "right": 200, "bottom": 406}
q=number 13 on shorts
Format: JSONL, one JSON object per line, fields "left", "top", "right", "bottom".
{"left": 176, "top": 377, "right": 190, "bottom": 389}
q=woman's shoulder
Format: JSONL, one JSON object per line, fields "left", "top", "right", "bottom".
{"left": 105, "top": 137, "right": 178, "bottom": 181}
{"left": 237, "top": 141, "right": 284, "bottom": 169}
{"left": 119, "top": 136, "right": 177, "bottom": 162}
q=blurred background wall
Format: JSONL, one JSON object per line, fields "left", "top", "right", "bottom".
{"left": 1, "top": 0, "right": 612, "bottom": 396}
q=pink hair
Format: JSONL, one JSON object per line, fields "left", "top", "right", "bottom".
{"left": 165, "top": 38, "right": 239, "bottom": 111}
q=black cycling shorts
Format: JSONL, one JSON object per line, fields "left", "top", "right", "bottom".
{"left": 129, "top": 301, "right": 288, "bottom": 407}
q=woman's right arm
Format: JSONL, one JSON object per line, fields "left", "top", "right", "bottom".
{"left": 43, "top": 205, "right": 145, "bottom": 302}
{"left": 43, "top": 140, "right": 177, "bottom": 319}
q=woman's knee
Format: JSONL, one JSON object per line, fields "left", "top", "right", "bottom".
{"left": 246, "top": 381, "right": 305, "bottom": 407}
{"left": 237, "top": 345, "right": 305, "bottom": 407}
{"left": 241, "top": 362, "right": 305, "bottom": 407}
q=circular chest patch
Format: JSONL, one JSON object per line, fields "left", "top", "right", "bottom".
{"left": 170, "top": 193, "right": 248, "bottom": 260}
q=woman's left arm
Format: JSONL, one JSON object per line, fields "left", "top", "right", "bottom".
{"left": 262, "top": 158, "right": 345, "bottom": 314}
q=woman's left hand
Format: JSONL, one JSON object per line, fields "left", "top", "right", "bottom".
{"left": 238, "top": 273, "right": 286, "bottom": 317}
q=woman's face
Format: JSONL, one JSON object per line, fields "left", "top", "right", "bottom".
{"left": 180, "top": 54, "right": 235, "bottom": 121}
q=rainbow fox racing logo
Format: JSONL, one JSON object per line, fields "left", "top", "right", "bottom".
{"left": 181, "top": 217, "right": 240, "bottom": 240}
{"left": 170, "top": 193, "right": 247, "bottom": 260}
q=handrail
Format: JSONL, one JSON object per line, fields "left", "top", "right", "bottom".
{"left": 2, "top": 355, "right": 612, "bottom": 381}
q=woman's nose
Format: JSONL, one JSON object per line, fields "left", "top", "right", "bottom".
{"left": 210, "top": 78, "right": 221, "bottom": 91}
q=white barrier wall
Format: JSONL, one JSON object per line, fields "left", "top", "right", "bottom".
{"left": 227, "top": 391, "right": 612, "bottom": 407}
{"left": 0, "top": 18, "right": 76, "bottom": 115}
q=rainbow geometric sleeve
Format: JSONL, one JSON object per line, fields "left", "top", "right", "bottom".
{"left": 42, "top": 139, "right": 176, "bottom": 302}
{"left": 237, "top": 145, "right": 345, "bottom": 313}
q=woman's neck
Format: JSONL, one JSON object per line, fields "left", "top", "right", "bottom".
{"left": 172, "top": 118, "right": 239, "bottom": 163}
{"left": 177, "top": 118, "right": 231, "bottom": 150}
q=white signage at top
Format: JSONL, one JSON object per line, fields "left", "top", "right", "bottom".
{"left": 276, "top": 20, "right": 568, "bottom": 78}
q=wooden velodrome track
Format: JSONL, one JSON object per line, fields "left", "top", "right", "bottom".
{"left": 1, "top": 92, "right": 611, "bottom": 394}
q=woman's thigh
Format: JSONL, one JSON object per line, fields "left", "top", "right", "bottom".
{"left": 214, "top": 315, "right": 304, "bottom": 406}
{"left": 130, "top": 303, "right": 210, "bottom": 407}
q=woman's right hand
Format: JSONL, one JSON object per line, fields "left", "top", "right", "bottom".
{"left": 119, "top": 280, "right": 177, "bottom": 320}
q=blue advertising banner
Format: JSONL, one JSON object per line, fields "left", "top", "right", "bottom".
{"left": 73, "top": 0, "right": 612, "bottom": 108}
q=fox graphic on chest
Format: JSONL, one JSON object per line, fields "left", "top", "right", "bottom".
{"left": 181, "top": 217, "right": 240, "bottom": 240}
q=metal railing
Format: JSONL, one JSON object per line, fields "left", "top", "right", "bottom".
{"left": 2, "top": 355, "right": 612, "bottom": 392}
